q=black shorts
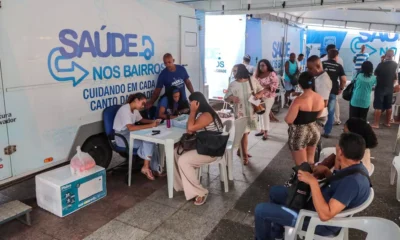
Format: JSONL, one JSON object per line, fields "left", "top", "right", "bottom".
{"left": 374, "top": 91, "right": 393, "bottom": 110}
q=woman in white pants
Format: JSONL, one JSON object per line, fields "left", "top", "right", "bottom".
{"left": 254, "top": 59, "right": 279, "bottom": 140}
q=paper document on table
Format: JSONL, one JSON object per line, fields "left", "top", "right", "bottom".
{"left": 248, "top": 96, "right": 261, "bottom": 106}
{"left": 146, "top": 130, "right": 172, "bottom": 138}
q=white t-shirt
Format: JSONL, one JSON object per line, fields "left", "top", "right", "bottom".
{"left": 314, "top": 72, "right": 332, "bottom": 117}
{"left": 321, "top": 56, "right": 344, "bottom": 67}
{"left": 113, "top": 104, "right": 143, "bottom": 132}
{"left": 113, "top": 104, "right": 143, "bottom": 147}
{"left": 244, "top": 63, "right": 255, "bottom": 75}
{"left": 296, "top": 60, "right": 304, "bottom": 72}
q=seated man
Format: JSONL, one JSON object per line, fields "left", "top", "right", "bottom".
{"left": 255, "top": 133, "right": 371, "bottom": 240}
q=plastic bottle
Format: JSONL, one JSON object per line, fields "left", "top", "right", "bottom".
{"left": 166, "top": 114, "right": 171, "bottom": 128}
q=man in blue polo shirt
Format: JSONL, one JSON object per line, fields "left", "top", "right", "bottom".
{"left": 255, "top": 133, "right": 371, "bottom": 240}
{"left": 146, "top": 53, "right": 195, "bottom": 108}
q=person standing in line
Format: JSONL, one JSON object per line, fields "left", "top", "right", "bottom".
{"left": 321, "top": 48, "right": 347, "bottom": 138}
{"left": 371, "top": 49, "right": 398, "bottom": 128}
{"left": 353, "top": 44, "right": 369, "bottom": 76}
{"left": 254, "top": 59, "right": 279, "bottom": 140}
{"left": 225, "top": 64, "right": 264, "bottom": 165}
{"left": 284, "top": 53, "right": 299, "bottom": 107}
{"left": 146, "top": 53, "right": 195, "bottom": 108}
{"left": 297, "top": 53, "right": 305, "bottom": 72}
{"left": 321, "top": 44, "right": 344, "bottom": 125}
{"left": 349, "top": 61, "right": 376, "bottom": 121}
{"left": 285, "top": 72, "right": 324, "bottom": 167}
{"left": 307, "top": 55, "right": 332, "bottom": 125}
{"left": 243, "top": 54, "right": 255, "bottom": 75}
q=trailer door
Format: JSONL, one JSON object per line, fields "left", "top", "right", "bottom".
{"left": 180, "top": 16, "right": 202, "bottom": 94}
{"left": 0, "top": 61, "right": 12, "bottom": 181}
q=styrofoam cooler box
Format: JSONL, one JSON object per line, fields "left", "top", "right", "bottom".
{"left": 35, "top": 165, "right": 106, "bottom": 217}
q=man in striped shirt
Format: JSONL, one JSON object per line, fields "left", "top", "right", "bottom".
{"left": 353, "top": 45, "right": 369, "bottom": 74}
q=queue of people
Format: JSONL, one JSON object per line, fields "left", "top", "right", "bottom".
{"left": 254, "top": 44, "right": 396, "bottom": 239}
{"left": 110, "top": 47, "right": 395, "bottom": 225}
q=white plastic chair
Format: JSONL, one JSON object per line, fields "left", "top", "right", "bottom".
{"left": 228, "top": 117, "right": 249, "bottom": 178}
{"left": 304, "top": 217, "right": 400, "bottom": 240}
{"left": 197, "top": 120, "right": 233, "bottom": 192}
{"left": 390, "top": 156, "right": 400, "bottom": 201}
{"left": 284, "top": 188, "right": 374, "bottom": 240}
{"left": 319, "top": 147, "right": 375, "bottom": 177}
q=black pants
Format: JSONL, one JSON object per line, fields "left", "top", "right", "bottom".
{"left": 349, "top": 104, "right": 369, "bottom": 121}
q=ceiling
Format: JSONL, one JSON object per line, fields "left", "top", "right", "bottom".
{"left": 170, "top": 0, "right": 400, "bottom": 31}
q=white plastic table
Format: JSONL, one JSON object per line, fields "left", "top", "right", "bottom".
{"left": 128, "top": 125, "right": 186, "bottom": 198}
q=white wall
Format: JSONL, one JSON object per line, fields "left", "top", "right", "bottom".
{"left": 205, "top": 15, "right": 246, "bottom": 99}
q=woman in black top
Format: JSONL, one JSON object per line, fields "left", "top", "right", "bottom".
{"left": 285, "top": 72, "right": 325, "bottom": 166}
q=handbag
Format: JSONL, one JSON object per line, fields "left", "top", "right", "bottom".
{"left": 290, "top": 72, "right": 300, "bottom": 86}
{"left": 343, "top": 73, "right": 359, "bottom": 101}
{"left": 177, "top": 133, "right": 197, "bottom": 155}
{"left": 196, "top": 124, "right": 229, "bottom": 157}
{"left": 248, "top": 79, "right": 266, "bottom": 115}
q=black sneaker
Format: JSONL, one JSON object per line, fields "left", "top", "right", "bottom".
{"left": 322, "top": 133, "right": 330, "bottom": 138}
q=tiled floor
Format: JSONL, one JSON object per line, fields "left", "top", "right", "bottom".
{"left": 206, "top": 99, "right": 400, "bottom": 240}
{"left": 0, "top": 114, "right": 288, "bottom": 240}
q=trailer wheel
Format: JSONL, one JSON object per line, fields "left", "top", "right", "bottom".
{"left": 82, "top": 134, "right": 113, "bottom": 169}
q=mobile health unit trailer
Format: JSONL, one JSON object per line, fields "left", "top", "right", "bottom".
{"left": 0, "top": 0, "right": 201, "bottom": 186}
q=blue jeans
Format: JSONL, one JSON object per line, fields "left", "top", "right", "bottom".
{"left": 255, "top": 186, "right": 298, "bottom": 240}
{"left": 323, "top": 94, "right": 337, "bottom": 135}
{"left": 255, "top": 186, "right": 336, "bottom": 240}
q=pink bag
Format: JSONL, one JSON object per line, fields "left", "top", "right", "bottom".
{"left": 70, "top": 146, "right": 96, "bottom": 175}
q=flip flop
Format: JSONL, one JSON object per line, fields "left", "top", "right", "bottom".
{"left": 237, "top": 151, "right": 252, "bottom": 158}
{"left": 384, "top": 123, "right": 391, "bottom": 127}
{"left": 153, "top": 171, "right": 167, "bottom": 177}
{"left": 255, "top": 132, "right": 264, "bottom": 137}
{"left": 194, "top": 194, "right": 208, "bottom": 206}
{"left": 141, "top": 169, "right": 155, "bottom": 181}
{"left": 370, "top": 124, "right": 379, "bottom": 129}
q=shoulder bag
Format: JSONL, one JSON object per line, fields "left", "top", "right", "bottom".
{"left": 343, "top": 73, "right": 360, "bottom": 101}
{"left": 196, "top": 123, "right": 229, "bottom": 157}
{"left": 248, "top": 79, "right": 266, "bottom": 115}
{"left": 177, "top": 133, "right": 197, "bottom": 155}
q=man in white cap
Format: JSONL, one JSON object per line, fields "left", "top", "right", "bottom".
{"left": 243, "top": 54, "right": 255, "bottom": 75}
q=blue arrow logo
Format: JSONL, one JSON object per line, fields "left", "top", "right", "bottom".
{"left": 350, "top": 37, "right": 377, "bottom": 56}
{"left": 48, "top": 47, "right": 89, "bottom": 87}
{"left": 365, "top": 44, "right": 377, "bottom": 56}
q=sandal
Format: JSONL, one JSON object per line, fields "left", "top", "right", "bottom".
{"left": 255, "top": 132, "right": 264, "bottom": 137}
{"left": 153, "top": 171, "right": 167, "bottom": 178}
{"left": 141, "top": 168, "right": 155, "bottom": 181}
{"left": 243, "top": 158, "right": 249, "bottom": 165}
{"left": 194, "top": 194, "right": 208, "bottom": 206}
{"left": 237, "top": 151, "right": 252, "bottom": 158}
{"left": 262, "top": 135, "right": 268, "bottom": 141}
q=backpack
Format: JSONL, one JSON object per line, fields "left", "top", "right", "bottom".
{"left": 286, "top": 162, "right": 313, "bottom": 211}
{"left": 286, "top": 163, "right": 372, "bottom": 211}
